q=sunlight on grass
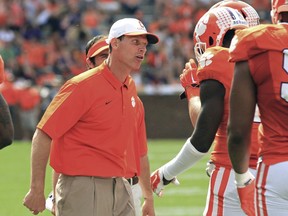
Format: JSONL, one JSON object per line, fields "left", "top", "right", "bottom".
{"left": 148, "top": 139, "right": 210, "bottom": 216}
{"left": 0, "top": 139, "right": 210, "bottom": 216}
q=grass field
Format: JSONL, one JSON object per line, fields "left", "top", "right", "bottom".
{"left": 0, "top": 140, "right": 210, "bottom": 216}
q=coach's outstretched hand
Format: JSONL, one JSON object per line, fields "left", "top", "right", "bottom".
{"left": 150, "top": 167, "right": 180, "bottom": 197}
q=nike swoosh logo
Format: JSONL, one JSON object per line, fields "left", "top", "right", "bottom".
{"left": 105, "top": 101, "right": 112, "bottom": 105}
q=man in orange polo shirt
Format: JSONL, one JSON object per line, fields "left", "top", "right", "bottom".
{"left": 0, "top": 55, "right": 14, "bottom": 149}
{"left": 45, "top": 35, "right": 109, "bottom": 214}
{"left": 46, "top": 34, "right": 150, "bottom": 216}
{"left": 23, "top": 18, "right": 158, "bottom": 216}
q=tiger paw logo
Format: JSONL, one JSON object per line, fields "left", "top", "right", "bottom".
{"left": 194, "top": 14, "right": 209, "bottom": 38}
{"left": 199, "top": 51, "right": 214, "bottom": 68}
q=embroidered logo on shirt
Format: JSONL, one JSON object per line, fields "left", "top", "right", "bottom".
{"left": 131, "top": 96, "right": 136, "bottom": 107}
{"left": 105, "top": 100, "right": 112, "bottom": 105}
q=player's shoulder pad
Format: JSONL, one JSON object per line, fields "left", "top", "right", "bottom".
{"left": 198, "top": 46, "right": 229, "bottom": 71}
{"left": 230, "top": 24, "right": 288, "bottom": 61}
{"left": 197, "top": 47, "right": 232, "bottom": 84}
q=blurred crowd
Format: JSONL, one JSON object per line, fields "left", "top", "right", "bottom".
{"left": 0, "top": 0, "right": 271, "bottom": 140}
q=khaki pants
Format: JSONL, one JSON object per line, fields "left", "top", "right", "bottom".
{"left": 131, "top": 184, "right": 142, "bottom": 216}
{"left": 55, "top": 175, "right": 135, "bottom": 216}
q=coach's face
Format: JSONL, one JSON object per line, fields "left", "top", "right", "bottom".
{"left": 116, "top": 35, "right": 148, "bottom": 71}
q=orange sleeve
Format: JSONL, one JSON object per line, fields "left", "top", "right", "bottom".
{"left": 38, "top": 80, "right": 90, "bottom": 138}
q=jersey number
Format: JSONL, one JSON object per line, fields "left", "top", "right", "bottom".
{"left": 281, "top": 49, "right": 288, "bottom": 103}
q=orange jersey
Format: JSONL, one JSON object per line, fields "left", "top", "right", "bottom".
{"left": 197, "top": 46, "right": 259, "bottom": 168}
{"left": 38, "top": 62, "right": 147, "bottom": 177}
{"left": 229, "top": 24, "right": 288, "bottom": 165}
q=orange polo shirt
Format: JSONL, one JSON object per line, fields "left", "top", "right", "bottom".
{"left": 38, "top": 62, "right": 145, "bottom": 177}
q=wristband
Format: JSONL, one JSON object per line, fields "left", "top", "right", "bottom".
{"left": 235, "top": 170, "right": 255, "bottom": 187}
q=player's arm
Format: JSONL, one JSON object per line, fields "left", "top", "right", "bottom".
{"left": 0, "top": 55, "right": 14, "bottom": 149}
{"left": 228, "top": 60, "right": 256, "bottom": 174}
{"left": 23, "top": 129, "right": 52, "bottom": 215}
{"left": 227, "top": 61, "right": 256, "bottom": 216}
{"left": 195, "top": 80, "right": 225, "bottom": 177}
{"left": 187, "top": 95, "right": 201, "bottom": 127}
{"left": 0, "top": 93, "right": 14, "bottom": 149}
{"left": 190, "top": 79, "right": 225, "bottom": 152}
{"left": 151, "top": 79, "right": 225, "bottom": 196}
{"left": 180, "top": 59, "right": 201, "bottom": 126}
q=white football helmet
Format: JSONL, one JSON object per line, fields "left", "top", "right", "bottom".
{"left": 193, "top": 7, "right": 248, "bottom": 61}
{"left": 211, "top": 0, "right": 260, "bottom": 27}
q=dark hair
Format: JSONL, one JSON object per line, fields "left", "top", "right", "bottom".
{"left": 109, "top": 35, "right": 125, "bottom": 51}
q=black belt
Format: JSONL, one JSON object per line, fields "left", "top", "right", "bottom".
{"left": 126, "top": 176, "right": 139, "bottom": 185}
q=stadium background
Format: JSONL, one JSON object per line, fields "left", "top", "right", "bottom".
{"left": 0, "top": 1, "right": 271, "bottom": 215}
{"left": 0, "top": 0, "right": 271, "bottom": 140}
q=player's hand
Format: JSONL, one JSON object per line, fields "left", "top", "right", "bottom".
{"left": 235, "top": 171, "right": 255, "bottom": 216}
{"left": 23, "top": 189, "right": 46, "bottom": 215}
{"left": 237, "top": 179, "right": 255, "bottom": 216}
{"left": 150, "top": 167, "right": 180, "bottom": 197}
{"left": 179, "top": 59, "right": 199, "bottom": 89}
{"left": 205, "top": 160, "right": 215, "bottom": 177}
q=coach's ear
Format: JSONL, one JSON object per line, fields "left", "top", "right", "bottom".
{"left": 110, "top": 38, "right": 119, "bottom": 50}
